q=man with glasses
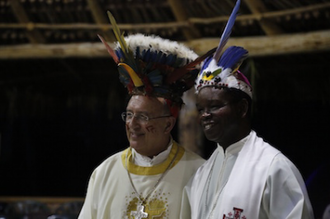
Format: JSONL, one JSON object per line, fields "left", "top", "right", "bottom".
{"left": 78, "top": 13, "right": 209, "bottom": 219}
{"left": 120, "top": 99, "right": 174, "bottom": 159}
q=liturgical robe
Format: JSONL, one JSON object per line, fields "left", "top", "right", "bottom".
{"left": 78, "top": 141, "right": 204, "bottom": 219}
{"left": 181, "top": 130, "right": 314, "bottom": 219}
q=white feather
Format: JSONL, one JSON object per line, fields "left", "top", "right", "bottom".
{"left": 115, "top": 34, "right": 198, "bottom": 67}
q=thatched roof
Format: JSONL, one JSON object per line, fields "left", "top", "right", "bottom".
{"left": 2, "top": 0, "right": 329, "bottom": 120}
{"left": 0, "top": 0, "right": 330, "bottom": 58}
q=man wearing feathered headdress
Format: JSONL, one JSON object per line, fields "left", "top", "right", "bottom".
{"left": 180, "top": 0, "right": 314, "bottom": 218}
{"left": 77, "top": 12, "right": 215, "bottom": 219}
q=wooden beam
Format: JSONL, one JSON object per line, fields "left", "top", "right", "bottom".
{"left": 188, "top": 30, "right": 330, "bottom": 57}
{"left": 167, "top": 0, "right": 201, "bottom": 40}
{"left": 9, "top": 0, "right": 46, "bottom": 44}
{"left": 244, "top": 0, "right": 283, "bottom": 35}
{"left": 0, "top": 22, "right": 189, "bottom": 30}
{"left": 86, "top": 0, "right": 115, "bottom": 42}
{"left": 1, "top": 2, "right": 329, "bottom": 31}
{"left": 0, "top": 30, "right": 329, "bottom": 59}
{"left": 189, "top": 2, "right": 330, "bottom": 24}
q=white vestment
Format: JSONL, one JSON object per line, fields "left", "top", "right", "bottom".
{"left": 78, "top": 141, "right": 204, "bottom": 219}
{"left": 181, "top": 130, "right": 314, "bottom": 219}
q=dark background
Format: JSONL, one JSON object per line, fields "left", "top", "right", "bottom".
{"left": 1, "top": 52, "right": 329, "bottom": 218}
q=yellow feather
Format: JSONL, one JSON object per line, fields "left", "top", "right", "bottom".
{"left": 107, "top": 11, "right": 129, "bottom": 58}
{"left": 118, "top": 63, "right": 143, "bottom": 87}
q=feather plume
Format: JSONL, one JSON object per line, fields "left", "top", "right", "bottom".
{"left": 166, "top": 47, "right": 216, "bottom": 84}
{"left": 118, "top": 63, "right": 143, "bottom": 87}
{"left": 218, "top": 46, "right": 248, "bottom": 70}
{"left": 213, "top": 0, "right": 241, "bottom": 62}
{"left": 107, "top": 11, "right": 138, "bottom": 72}
{"left": 148, "top": 69, "right": 163, "bottom": 86}
{"left": 107, "top": 11, "right": 129, "bottom": 58}
{"left": 97, "top": 34, "right": 119, "bottom": 63}
{"left": 118, "top": 68, "right": 133, "bottom": 91}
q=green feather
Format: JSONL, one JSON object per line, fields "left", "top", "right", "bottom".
{"left": 212, "top": 68, "right": 222, "bottom": 77}
{"left": 107, "top": 11, "right": 128, "bottom": 58}
{"left": 107, "top": 11, "right": 138, "bottom": 73}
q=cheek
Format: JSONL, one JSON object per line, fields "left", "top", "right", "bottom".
{"left": 198, "top": 116, "right": 203, "bottom": 125}
{"left": 146, "top": 125, "right": 156, "bottom": 133}
{"left": 125, "top": 124, "right": 129, "bottom": 132}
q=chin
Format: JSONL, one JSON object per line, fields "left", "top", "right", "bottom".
{"left": 129, "top": 140, "right": 140, "bottom": 148}
{"left": 131, "top": 142, "right": 148, "bottom": 154}
{"left": 130, "top": 142, "right": 140, "bottom": 149}
{"left": 204, "top": 129, "right": 217, "bottom": 141}
{"left": 207, "top": 133, "right": 225, "bottom": 145}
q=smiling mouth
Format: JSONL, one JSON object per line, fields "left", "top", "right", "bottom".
{"left": 203, "top": 122, "right": 214, "bottom": 130}
{"left": 130, "top": 132, "right": 143, "bottom": 138}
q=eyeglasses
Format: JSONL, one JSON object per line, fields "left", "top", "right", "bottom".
{"left": 121, "top": 112, "right": 171, "bottom": 124}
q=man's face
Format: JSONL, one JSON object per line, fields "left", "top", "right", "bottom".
{"left": 196, "top": 87, "right": 242, "bottom": 146}
{"left": 125, "top": 95, "right": 172, "bottom": 157}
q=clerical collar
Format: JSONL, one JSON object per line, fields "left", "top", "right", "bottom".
{"left": 217, "top": 131, "right": 251, "bottom": 155}
{"left": 132, "top": 138, "right": 173, "bottom": 167}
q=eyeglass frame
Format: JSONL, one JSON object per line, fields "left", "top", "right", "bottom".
{"left": 121, "top": 112, "right": 171, "bottom": 124}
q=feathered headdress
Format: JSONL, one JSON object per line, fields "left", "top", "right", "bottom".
{"left": 98, "top": 12, "right": 215, "bottom": 117}
{"left": 195, "top": 0, "right": 252, "bottom": 99}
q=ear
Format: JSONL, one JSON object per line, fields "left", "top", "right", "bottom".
{"left": 238, "top": 99, "right": 249, "bottom": 118}
{"left": 164, "top": 116, "right": 176, "bottom": 134}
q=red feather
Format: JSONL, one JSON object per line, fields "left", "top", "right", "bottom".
{"left": 166, "top": 47, "right": 216, "bottom": 84}
{"left": 97, "top": 34, "right": 119, "bottom": 64}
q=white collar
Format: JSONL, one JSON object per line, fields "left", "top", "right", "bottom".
{"left": 132, "top": 138, "right": 173, "bottom": 166}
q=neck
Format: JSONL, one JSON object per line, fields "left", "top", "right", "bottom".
{"left": 142, "top": 137, "right": 172, "bottom": 158}
{"left": 221, "top": 128, "right": 251, "bottom": 150}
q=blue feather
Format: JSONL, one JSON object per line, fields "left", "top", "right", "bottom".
{"left": 118, "top": 68, "right": 130, "bottom": 86}
{"left": 116, "top": 49, "right": 124, "bottom": 60}
{"left": 213, "top": 0, "right": 241, "bottom": 62}
{"left": 218, "top": 46, "right": 248, "bottom": 70}
{"left": 143, "top": 49, "right": 151, "bottom": 63}
{"left": 160, "top": 53, "right": 167, "bottom": 64}
{"left": 148, "top": 69, "right": 163, "bottom": 85}
{"left": 200, "top": 56, "right": 213, "bottom": 73}
{"left": 153, "top": 51, "right": 162, "bottom": 63}
{"left": 166, "top": 54, "right": 177, "bottom": 66}
{"left": 135, "top": 46, "right": 141, "bottom": 60}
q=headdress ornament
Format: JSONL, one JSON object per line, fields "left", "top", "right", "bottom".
{"left": 195, "top": 0, "right": 252, "bottom": 99}
{"left": 99, "top": 12, "right": 215, "bottom": 117}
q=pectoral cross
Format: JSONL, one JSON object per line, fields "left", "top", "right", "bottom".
{"left": 131, "top": 203, "right": 148, "bottom": 219}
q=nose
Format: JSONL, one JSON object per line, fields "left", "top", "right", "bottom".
{"left": 126, "top": 116, "right": 140, "bottom": 129}
{"left": 201, "top": 109, "right": 212, "bottom": 120}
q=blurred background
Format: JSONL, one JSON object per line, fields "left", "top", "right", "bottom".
{"left": 0, "top": 0, "right": 330, "bottom": 218}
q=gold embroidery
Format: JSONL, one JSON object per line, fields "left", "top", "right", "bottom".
{"left": 121, "top": 141, "right": 185, "bottom": 175}
{"left": 126, "top": 190, "right": 169, "bottom": 218}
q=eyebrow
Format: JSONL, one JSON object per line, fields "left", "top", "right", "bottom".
{"left": 126, "top": 109, "right": 151, "bottom": 115}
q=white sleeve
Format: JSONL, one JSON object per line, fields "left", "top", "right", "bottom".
{"left": 78, "top": 170, "right": 97, "bottom": 219}
{"left": 260, "top": 154, "right": 314, "bottom": 219}
{"left": 322, "top": 204, "right": 330, "bottom": 219}
{"left": 180, "top": 183, "right": 192, "bottom": 219}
